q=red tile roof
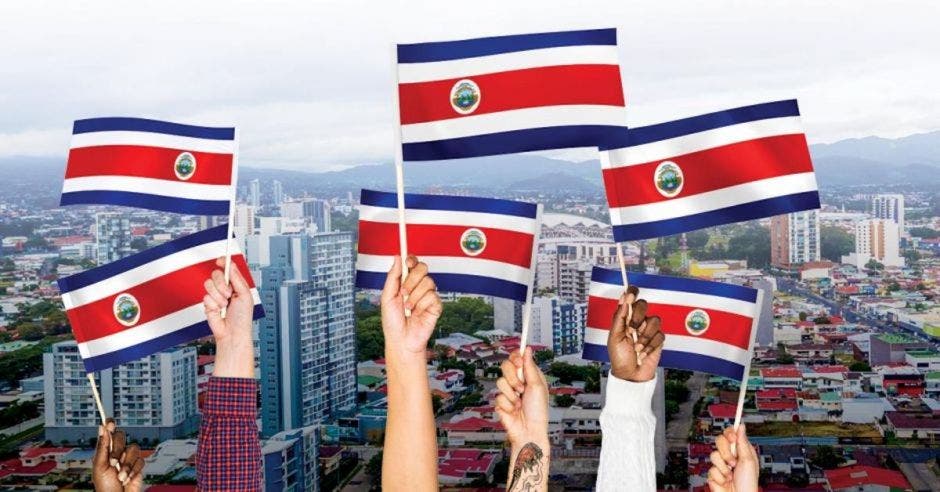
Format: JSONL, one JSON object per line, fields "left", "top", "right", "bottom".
{"left": 20, "top": 447, "right": 70, "bottom": 459}
{"left": 708, "top": 403, "right": 737, "bottom": 419}
{"left": 761, "top": 367, "right": 801, "bottom": 378}
{"left": 825, "top": 465, "right": 911, "bottom": 490}
{"left": 756, "top": 388, "right": 797, "bottom": 399}
{"left": 440, "top": 417, "right": 503, "bottom": 432}
{"left": 807, "top": 365, "right": 849, "bottom": 374}
{"left": 885, "top": 411, "right": 940, "bottom": 430}
{"left": 757, "top": 400, "right": 798, "bottom": 412}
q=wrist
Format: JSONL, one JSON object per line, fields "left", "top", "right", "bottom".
{"left": 511, "top": 434, "right": 550, "bottom": 455}
{"left": 213, "top": 336, "right": 255, "bottom": 379}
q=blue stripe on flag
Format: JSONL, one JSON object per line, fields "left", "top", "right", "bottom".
{"left": 581, "top": 342, "right": 610, "bottom": 363}
{"left": 58, "top": 225, "right": 228, "bottom": 293}
{"left": 611, "top": 191, "right": 820, "bottom": 243}
{"left": 600, "top": 100, "right": 800, "bottom": 150}
{"left": 356, "top": 270, "right": 529, "bottom": 302}
{"left": 590, "top": 266, "right": 759, "bottom": 303}
{"left": 82, "top": 305, "right": 264, "bottom": 372}
{"left": 72, "top": 117, "right": 235, "bottom": 140}
{"left": 60, "top": 190, "right": 231, "bottom": 216}
{"left": 360, "top": 189, "right": 538, "bottom": 219}
{"left": 397, "top": 28, "right": 616, "bottom": 63}
{"left": 402, "top": 125, "right": 625, "bottom": 161}
{"left": 659, "top": 349, "right": 746, "bottom": 381}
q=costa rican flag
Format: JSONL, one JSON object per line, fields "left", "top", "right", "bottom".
{"left": 601, "top": 100, "right": 820, "bottom": 242}
{"left": 61, "top": 117, "right": 236, "bottom": 216}
{"left": 356, "top": 189, "right": 540, "bottom": 302}
{"left": 57, "top": 225, "right": 264, "bottom": 372}
{"left": 582, "top": 267, "right": 761, "bottom": 381}
{"left": 397, "top": 28, "right": 627, "bottom": 161}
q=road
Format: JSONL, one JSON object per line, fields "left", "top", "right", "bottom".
{"left": 666, "top": 372, "right": 707, "bottom": 452}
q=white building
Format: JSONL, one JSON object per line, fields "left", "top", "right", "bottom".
{"left": 842, "top": 219, "right": 905, "bottom": 269}
{"left": 871, "top": 194, "right": 905, "bottom": 236}
{"left": 272, "top": 180, "right": 284, "bottom": 206}
{"left": 529, "top": 296, "right": 586, "bottom": 356}
{"left": 249, "top": 178, "right": 261, "bottom": 208}
{"left": 96, "top": 212, "right": 133, "bottom": 264}
{"left": 770, "top": 210, "right": 820, "bottom": 269}
{"left": 43, "top": 341, "right": 198, "bottom": 443}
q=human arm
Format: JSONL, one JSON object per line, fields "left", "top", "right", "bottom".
{"left": 596, "top": 287, "right": 666, "bottom": 492}
{"left": 495, "top": 348, "right": 550, "bottom": 492}
{"left": 92, "top": 419, "right": 145, "bottom": 492}
{"left": 381, "top": 256, "right": 443, "bottom": 492}
{"left": 196, "top": 259, "right": 262, "bottom": 491}
{"left": 707, "top": 425, "right": 760, "bottom": 492}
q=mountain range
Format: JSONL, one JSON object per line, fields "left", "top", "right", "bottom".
{"left": 3, "top": 130, "right": 939, "bottom": 195}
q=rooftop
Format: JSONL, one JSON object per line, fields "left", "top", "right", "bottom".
{"left": 824, "top": 465, "right": 912, "bottom": 490}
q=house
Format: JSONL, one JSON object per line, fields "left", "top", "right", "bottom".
{"left": 759, "top": 444, "right": 807, "bottom": 475}
{"left": 440, "top": 417, "right": 505, "bottom": 445}
{"left": 883, "top": 412, "right": 940, "bottom": 441}
{"left": 788, "top": 343, "right": 835, "bottom": 363}
{"left": 318, "top": 445, "right": 344, "bottom": 476}
{"left": 437, "top": 449, "right": 500, "bottom": 486}
{"left": 904, "top": 349, "right": 940, "bottom": 371}
{"left": 802, "top": 365, "right": 848, "bottom": 391}
{"left": 558, "top": 407, "right": 602, "bottom": 443}
{"left": 706, "top": 403, "right": 737, "bottom": 430}
{"left": 842, "top": 394, "right": 894, "bottom": 424}
{"left": 824, "top": 464, "right": 913, "bottom": 491}
{"left": 762, "top": 367, "right": 802, "bottom": 389}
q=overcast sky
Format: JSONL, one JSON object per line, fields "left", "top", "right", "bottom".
{"left": 2, "top": 1, "right": 938, "bottom": 171}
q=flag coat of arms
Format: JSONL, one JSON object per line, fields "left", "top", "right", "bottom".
{"left": 582, "top": 267, "right": 761, "bottom": 381}
{"left": 58, "top": 225, "right": 263, "bottom": 372}
{"left": 356, "top": 189, "right": 539, "bottom": 302}
{"left": 397, "top": 28, "right": 627, "bottom": 161}
{"left": 601, "top": 100, "right": 820, "bottom": 241}
{"left": 61, "top": 117, "right": 236, "bottom": 216}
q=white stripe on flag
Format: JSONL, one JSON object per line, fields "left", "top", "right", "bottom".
{"left": 608, "top": 172, "right": 818, "bottom": 226}
{"left": 583, "top": 328, "right": 750, "bottom": 366}
{"left": 589, "top": 281, "right": 760, "bottom": 319}
{"left": 356, "top": 254, "right": 530, "bottom": 285}
{"left": 400, "top": 105, "right": 627, "bottom": 144}
{"left": 359, "top": 205, "right": 538, "bottom": 234}
{"left": 70, "top": 131, "right": 236, "bottom": 154}
{"left": 62, "top": 176, "right": 233, "bottom": 202}
{"left": 602, "top": 116, "right": 805, "bottom": 169}
{"left": 62, "top": 239, "right": 235, "bottom": 309}
{"left": 398, "top": 44, "right": 620, "bottom": 83}
{"left": 77, "top": 289, "right": 261, "bottom": 359}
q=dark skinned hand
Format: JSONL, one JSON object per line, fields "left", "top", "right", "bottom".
{"left": 607, "top": 286, "right": 666, "bottom": 382}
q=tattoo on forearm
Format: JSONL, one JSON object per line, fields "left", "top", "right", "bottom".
{"left": 507, "top": 442, "right": 545, "bottom": 491}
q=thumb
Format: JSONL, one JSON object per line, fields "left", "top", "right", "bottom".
{"left": 736, "top": 424, "right": 756, "bottom": 461}
{"left": 381, "top": 256, "right": 402, "bottom": 304}
{"left": 522, "top": 347, "right": 542, "bottom": 388}
{"left": 93, "top": 425, "right": 111, "bottom": 470}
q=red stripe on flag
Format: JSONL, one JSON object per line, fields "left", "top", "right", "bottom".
{"left": 66, "top": 145, "right": 233, "bottom": 185}
{"left": 587, "top": 295, "right": 753, "bottom": 349}
{"left": 66, "top": 254, "right": 253, "bottom": 343}
{"left": 399, "top": 64, "right": 625, "bottom": 125}
{"left": 358, "top": 221, "right": 534, "bottom": 268}
{"left": 603, "top": 134, "right": 812, "bottom": 208}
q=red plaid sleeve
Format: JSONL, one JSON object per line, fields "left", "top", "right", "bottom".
{"left": 196, "top": 377, "right": 262, "bottom": 491}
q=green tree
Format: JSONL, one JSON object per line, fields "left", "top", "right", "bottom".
{"left": 810, "top": 446, "right": 845, "bottom": 469}
{"left": 888, "top": 281, "right": 901, "bottom": 292}
{"left": 436, "top": 298, "right": 494, "bottom": 336}
{"left": 686, "top": 230, "right": 710, "bottom": 250}
{"left": 534, "top": 349, "right": 554, "bottom": 365}
{"left": 725, "top": 224, "right": 771, "bottom": 268}
{"left": 365, "top": 451, "right": 383, "bottom": 489}
{"left": 554, "top": 394, "right": 575, "bottom": 407}
{"left": 820, "top": 226, "right": 854, "bottom": 262}
{"left": 17, "top": 322, "right": 44, "bottom": 341}
{"left": 865, "top": 258, "right": 884, "bottom": 271}
{"left": 849, "top": 361, "right": 871, "bottom": 372}
{"left": 909, "top": 227, "right": 939, "bottom": 238}
{"left": 665, "top": 381, "right": 690, "bottom": 403}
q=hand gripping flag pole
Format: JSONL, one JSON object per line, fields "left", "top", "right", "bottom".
{"left": 517, "top": 205, "right": 544, "bottom": 374}
{"left": 221, "top": 130, "right": 240, "bottom": 318}
{"left": 731, "top": 288, "right": 762, "bottom": 456}
{"left": 391, "top": 45, "right": 411, "bottom": 315}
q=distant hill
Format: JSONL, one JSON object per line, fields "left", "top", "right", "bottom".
{"left": 810, "top": 130, "right": 940, "bottom": 165}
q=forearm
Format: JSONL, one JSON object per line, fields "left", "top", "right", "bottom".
{"left": 507, "top": 437, "right": 550, "bottom": 492}
{"left": 196, "top": 377, "right": 262, "bottom": 491}
{"left": 383, "top": 352, "right": 438, "bottom": 491}
{"left": 596, "top": 373, "right": 657, "bottom": 492}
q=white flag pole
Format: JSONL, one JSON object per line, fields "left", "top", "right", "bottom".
{"left": 731, "top": 288, "right": 762, "bottom": 455}
{"left": 391, "top": 45, "right": 411, "bottom": 315}
{"left": 86, "top": 373, "right": 108, "bottom": 425}
{"left": 602, "top": 150, "right": 636, "bottom": 344}
{"left": 221, "top": 129, "right": 239, "bottom": 318}
{"left": 518, "top": 204, "right": 543, "bottom": 356}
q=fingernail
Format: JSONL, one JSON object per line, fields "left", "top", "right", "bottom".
{"left": 118, "top": 471, "right": 128, "bottom": 481}
{"left": 618, "top": 294, "right": 627, "bottom": 305}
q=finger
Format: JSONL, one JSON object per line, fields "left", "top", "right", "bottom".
{"left": 642, "top": 332, "right": 666, "bottom": 358}
{"left": 228, "top": 261, "right": 252, "bottom": 297}
{"left": 521, "top": 347, "right": 542, "bottom": 390}
{"left": 501, "top": 360, "right": 524, "bottom": 393}
{"left": 381, "top": 256, "right": 402, "bottom": 303}
{"left": 106, "top": 418, "right": 116, "bottom": 433}
{"left": 709, "top": 451, "right": 731, "bottom": 477}
{"left": 716, "top": 433, "right": 735, "bottom": 467}
{"left": 119, "top": 444, "right": 141, "bottom": 482}
{"left": 406, "top": 254, "right": 418, "bottom": 270}
{"left": 496, "top": 378, "right": 520, "bottom": 403}
{"left": 640, "top": 318, "right": 665, "bottom": 354}
{"left": 736, "top": 424, "right": 756, "bottom": 461}
{"left": 609, "top": 292, "right": 632, "bottom": 339}
{"left": 204, "top": 278, "right": 228, "bottom": 308}
{"left": 94, "top": 425, "right": 111, "bottom": 469}
{"left": 405, "top": 276, "right": 436, "bottom": 310}
{"left": 401, "top": 261, "right": 428, "bottom": 295}
{"left": 411, "top": 290, "right": 441, "bottom": 319}
{"left": 495, "top": 394, "right": 517, "bottom": 414}
{"left": 630, "top": 299, "right": 648, "bottom": 328}
{"left": 707, "top": 466, "right": 728, "bottom": 487}
{"left": 495, "top": 407, "right": 517, "bottom": 429}
{"left": 129, "top": 456, "right": 145, "bottom": 480}
{"left": 211, "top": 269, "right": 233, "bottom": 299}
{"left": 110, "top": 430, "right": 126, "bottom": 461}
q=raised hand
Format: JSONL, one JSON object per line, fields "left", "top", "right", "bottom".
{"left": 203, "top": 258, "right": 255, "bottom": 378}
{"left": 608, "top": 286, "right": 666, "bottom": 382}
{"left": 93, "top": 420, "right": 145, "bottom": 492}
{"left": 381, "top": 255, "right": 442, "bottom": 359}
{"left": 708, "top": 425, "right": 760, "bottom": 492}
{"left": 495, "top": 347, "right": 550, "bottom": 492}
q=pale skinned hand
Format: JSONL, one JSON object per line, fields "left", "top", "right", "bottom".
{"left": 708, "top": 425, "right": 759, "bottom": 492}
{"left": 608, "top": 286, "right": 665, "bottom": 382}
{"left": 382, "top": 255, "right": 443, "bottom": 361}
{"left": 92, "top": 419, "right": 145, "bottom": 492}
{"left": 203, "top": 257, "right": 255, "bottom": 378}
{"left": 495, "top": 347, "right": 550, "bottom": 447}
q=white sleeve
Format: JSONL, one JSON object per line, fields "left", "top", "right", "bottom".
{"left": 596, "top": 373, "right": 657, "bottom": 492}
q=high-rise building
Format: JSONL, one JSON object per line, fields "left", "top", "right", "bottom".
{"left": 872, "top": 194, "right": 905, "bottom": 235}
{"left": 493, "top": 298, "right": 523, "bottom": 333}
{"left": 261, "top": 425, "right": 321, "bottom": 491}
{"left": 43, "top": 341, "right": 198, "bottom": 443}
{"left": 529, "top": 296, "right": 586, "bottom": 356}
{"left": 272, "top": 180, "right": 284, "bottom": 207}
{"left": 96, "top": 212, "right": 133, "bottom": 265}
{"left": 250, "top": 179, "right": 261, "bottom": 208}
{"left": 751, "top": 278, "right": 776, "bottom": 347}
{"left": 841, "top": 219, "right": 905, "bottom": 269}
{"left": 258, "top": 232, "right": 356, "bottom": 438}
{"left": 281, "top": 199, "right": 331, "bottom": 233}
{"left": 557, "top": 260, "right": 593, "bottom": 303}
{"left": 770, "top": 210, "right": 820, "bottom": 270}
